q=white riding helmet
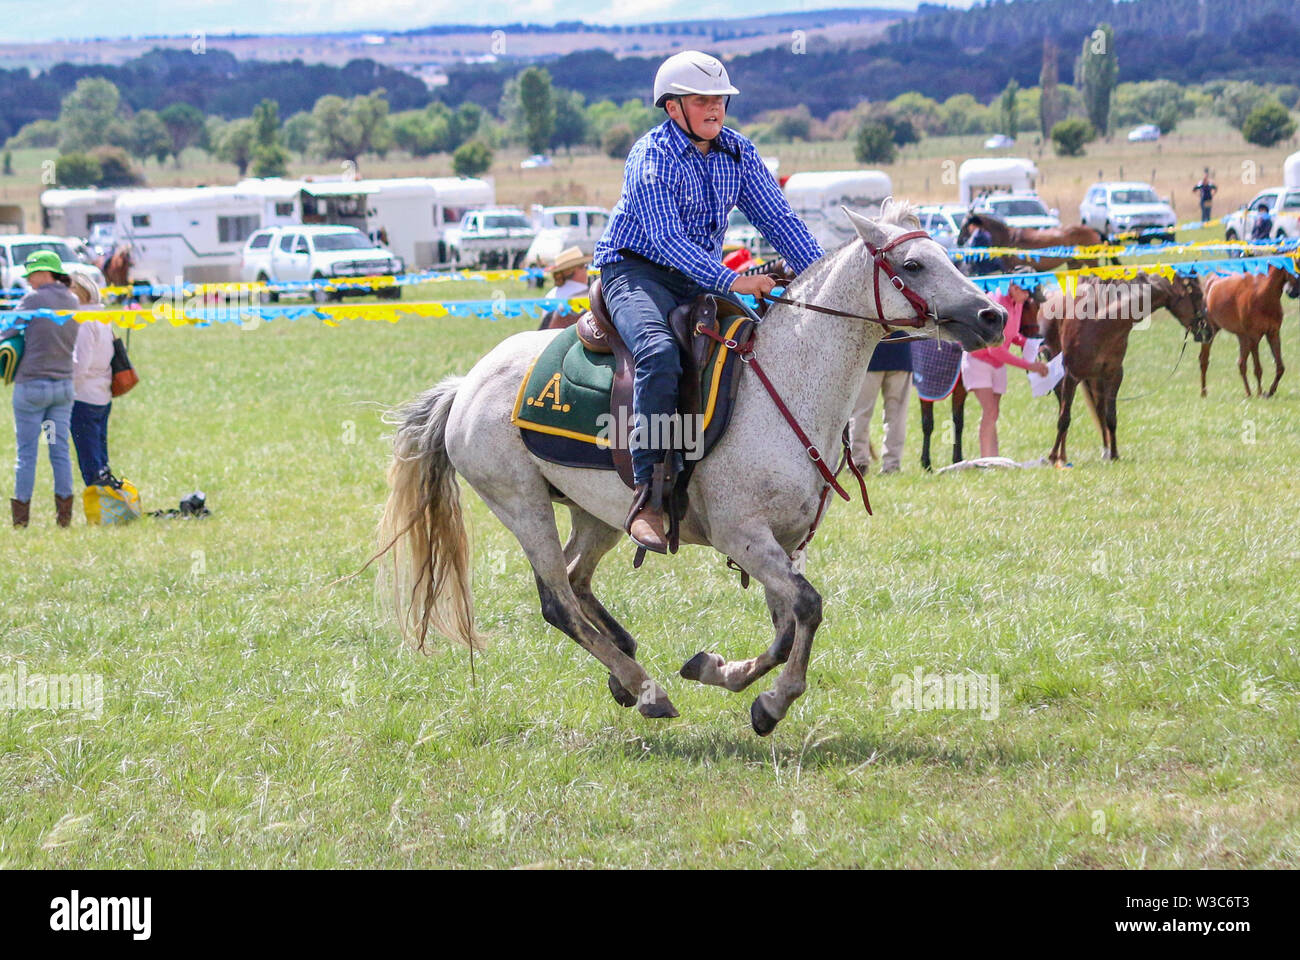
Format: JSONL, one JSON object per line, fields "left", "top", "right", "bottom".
{"left": 653, "top": 51, "right": 739, "bottom": 108}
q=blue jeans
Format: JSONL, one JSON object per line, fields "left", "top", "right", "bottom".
{"left": 600, "top": 256, "right": 706, "bottom": 484}
{"left": 12, "top": 378, "right": 75, "bottom": 501}
{"left": 70, "top": 400, "right": 112, "bottom": 486}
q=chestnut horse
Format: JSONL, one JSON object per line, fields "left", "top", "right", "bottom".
{"left": 1199, "top": 265, "right": 1300, "bottom": 398}
{"left": 1039, "top": 273, "right": 1210, "bottom": 464}
{"left": 97, "top": 245, "right": 132, "bottom": 291}
{"left": 957, "top": 213, "right": 1108, "bottom": 272}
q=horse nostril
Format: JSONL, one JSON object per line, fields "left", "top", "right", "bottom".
{"left": 977, "top": 306, "right": 1004, "bottom": 326}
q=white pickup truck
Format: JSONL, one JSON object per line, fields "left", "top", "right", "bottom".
{"left": 444, "top": 208, "right": 537, "bottom": 269}
{"left": 1223, "top": 187, "right": 1300, "bottom": 242}
{"left": 0, "top": 234, "right": 106, "bottom": 303}
{"left": 240, "top": 225, "right": 403, "bottom": 301}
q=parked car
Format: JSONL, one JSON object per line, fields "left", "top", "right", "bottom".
{"left": 916, "top": 204, "right": 969, "bottom": 253}
{"left": 444, "top": 208, "right": 537, "bottom": 269}
{"left": 1222, "top": 187, "right": 1300, "bottom": 242}
{"left": 970, "top": 193, "right": 1061, "bottom": 229}
{"left": 520, "top": 154, "right": 553, "bottom": 169}
{"left": 240, "top": 225, "right": 403, "bottom": 301}
{"left": 0, "top": 234, "right": 106, "bottom": 298}
{"left": 1079, "top": 182, "right": 1177, "bottom": 242}
{"left": 983, "top": 134, "right": 1015, "bottom": 150}
{"left": 1127, "top": 124, "right": 1161, "bottom": 143}
{"left": 523, "top": 205, "right": 610, "bottom": 267}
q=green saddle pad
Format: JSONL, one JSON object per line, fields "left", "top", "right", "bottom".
{"left": 514, "top": 326, "right": 618, "bottom": 447}
{"left": 0, "top": 335, "right": 23, "bottom": 386}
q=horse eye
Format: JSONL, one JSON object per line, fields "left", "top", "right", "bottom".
{"left": 903, "top": 259, "right": 923, "bottom": 272}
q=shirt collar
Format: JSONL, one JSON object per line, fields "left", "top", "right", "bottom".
{"left": 661, "top": 116, "right": 737, "bottom": 159}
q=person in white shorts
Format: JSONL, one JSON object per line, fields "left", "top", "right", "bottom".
{"left": 961, "top": 281, "right": 1048, "bottom": 457}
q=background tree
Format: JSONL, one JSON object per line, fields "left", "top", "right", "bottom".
{"left": 215, "top": 118, "right": 256, "bottom": 176}
{"left": 1242, "top": 99, "right": 1297, "bottom": 147}
{"left": 1216, "top": 81, "right": 1273, "bottom": 130}
{"left": 57, "top": 77, "right": 129, "bottom": 153}
{"left": 159, "top": 102, "right": 207, "bottom": 167}
{"left": 550, "top": 88, "right": 589, "bottom": 154}
{"left": 5, "top": 119, "right": 59, "bottom": 149}
{"left": 282, "top": 111, "right": 317, "bottom": 156}
{"left": 1051, "top": 116, "right": 1096, "bottom": 156}
{"left": 451, "top": 139, "right": 493, "bottom": 177}
{"left": 88, "top": 146, "right": 141, "bottom": 186}
{"left": 54, "top": 152, "right": 102, "bottom": 187}
{"left": 1075, "top": 22, "right": 1118, "bottom": 137}
{"left": 311, "top": 91, "right": 392, "bottom": 167}
{"left": 128, "top": 109, "right": 171, "bottom": 166}
{"left": 1039, "top": 38, "right": 1062, "bottom": 138}
{"left": 600, "top": 123, "right": 634, "bottom": 158}
{"left": 854, "top": 120, "right": 897, "bottom": 164}
{"left": 518, "top": 67, "right": 557, "bottom": 154}
{"left": 249, "top": 98, "right": 290, "bottom": 177}
{"left": 998, "top": 79, "right": 1020, "bottom": 137}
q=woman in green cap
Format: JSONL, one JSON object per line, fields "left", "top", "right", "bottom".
{"left": 2, "top": 250, "right": 81, "bottom": 527}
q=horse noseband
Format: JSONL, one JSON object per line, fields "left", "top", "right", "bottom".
{"left": 863, "top": 230, "right": 934, "bottom": 329}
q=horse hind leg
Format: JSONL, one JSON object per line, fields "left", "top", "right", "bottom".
{"left": 952, "top": 379, "right": 967, "bottom": 463}
{"left": 563, "top": 505, "right": 641, "bottom": 707}
{"left": 479, "top": 484, "right": 677, "bottom": 719}
{"left": 1049, "top": 377, "right": 1077, "bottom": 465}
{"left": 1237, "top": 337, "right": 1253, "bottom": 397}
{"left": 919, "top": 399, "right": 934, "bottom": 471}
{"left": 680, "top": 584, "right": 794, "bottom": 694}
{"left": 1250, "top": 338, "right": 1265, "bottom": 397}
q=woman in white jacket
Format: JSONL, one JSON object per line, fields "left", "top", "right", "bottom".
{"left": 68, "top": 274, "right": 115, "bottom": 486}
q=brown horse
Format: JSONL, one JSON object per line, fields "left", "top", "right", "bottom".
{"left": 1038, "top": 273, "right": 1210, "bottom": 464}
{"left": 1199, "top": 265, "right": 1300, "bottom": 398}
{"left": 957, "top": 213, "right": 1109, "bottom": 271}
{"left": 97, "top": 245, "right": 132, "bottom": 290}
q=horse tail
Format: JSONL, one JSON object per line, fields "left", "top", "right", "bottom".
{"left": 368, "top": 375, "right": 482, "bottom": 652}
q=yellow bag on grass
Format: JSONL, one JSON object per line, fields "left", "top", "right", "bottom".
{"left": 84, "top": 477, "right": 142, "bottom": 525}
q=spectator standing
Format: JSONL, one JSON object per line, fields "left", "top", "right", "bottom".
{"left": 69, "top": 273, "right": 114, "bottom": 488}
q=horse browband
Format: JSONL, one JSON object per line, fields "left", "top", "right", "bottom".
{"left": 761, "top": 230, "right": 935, "bottom": 337}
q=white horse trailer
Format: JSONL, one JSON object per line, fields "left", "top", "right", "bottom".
{"left": 41, "top": 188, "right": 120, "bottom": 238}
{"left": 958, "top": 157, "right": 1040, "bottom": 206}
{"left": 116, "top": 187, "right": 263, "bottom": 285}
{"left": 235, "top": 178, "right": 305, "bottom": 228}
{"left": 783, "top": 170, "right": 893, "bottom": 252}
{"left": 1285, "top": 151, "right": 1300, "bottom": 190}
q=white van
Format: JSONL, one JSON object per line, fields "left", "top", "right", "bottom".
{"left": 116, "top": 187, "right": 263, "bottom": 286}
{"left": 958, "top": 158, "right": 1039, "bottom": 206}
{"left": 782, "top": 170, "right": 893, "bottom": 251}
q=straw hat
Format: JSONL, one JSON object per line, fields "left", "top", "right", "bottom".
{"left": 548, "top": 246, "right": 591, "bottom": 278}
{"left": 68, "top": 271, "right": 102, "bottom": 305}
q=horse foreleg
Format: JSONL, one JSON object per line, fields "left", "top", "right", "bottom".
{"left": 564, "top": 506, "right": 641, "bottom": 708}
{"left": 952, "top": 380, "right": 967, "bottom": 464}
{"left": 1236, "top": 337, "right": 1253, "bottom": 397}
{"left": 1049, "top": 377, "right": 1078, "bottom": 465}
{"left": 1198, "top": 339, "right": 1213, "bottom": 397}
{"left": 919, "top": 399, "right": 934, "bottom": 471}
{"left": 1265, "top": 329, "right": 1285, "bottom": 397}
{"left": 680, "top": 585, "right": 794, "bottom": 693}
{"left": 708, "top": 528, "right": 823, "bottom": 737}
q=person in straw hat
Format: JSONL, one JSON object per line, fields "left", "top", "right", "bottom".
{"left": 544, "top": 246, "right": 591, "bottom": 300}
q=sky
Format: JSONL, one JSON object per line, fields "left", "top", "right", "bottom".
{"left": 0, "top": 0, "right": 982, "bottom": 44}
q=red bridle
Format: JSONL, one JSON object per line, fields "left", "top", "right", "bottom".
{"left": 762, "top": 229, "right": 936, "bottom": 333}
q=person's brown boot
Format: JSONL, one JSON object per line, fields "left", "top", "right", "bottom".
{"left": 55, "top": 495, "right": 74, "bottom": 528}
{"left": 626, "top": 485, "right": 668, "bottom": 554}
{"left": 11, "top": 498, "right": 29, "bottom": 528}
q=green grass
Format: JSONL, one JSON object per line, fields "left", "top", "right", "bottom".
{"left": 2, "top": 291, "right": 1297, "bottom": 869}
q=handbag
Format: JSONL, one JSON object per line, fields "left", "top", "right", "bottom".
{"left": 110, "top": 335, "right": 138, "bottom": 397}
{"left": 83, "top": 471, "right": 142, "bottom": 525}
{"left": 0, "top": 334, "right": 22, "bottom": 386}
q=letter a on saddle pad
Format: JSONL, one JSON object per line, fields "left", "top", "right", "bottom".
{"left": 511, "top": 319, "right": 753, "bottom": 473}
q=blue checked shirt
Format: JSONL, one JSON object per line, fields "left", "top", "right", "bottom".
{"left": 592, "top": 119, "right": 824, "bottom": 292}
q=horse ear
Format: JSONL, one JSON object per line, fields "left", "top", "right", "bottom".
{"left": 841, "top": 205, "right": 888, "bottom": 247}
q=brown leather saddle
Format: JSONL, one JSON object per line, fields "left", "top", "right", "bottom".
{"left": 575, "top": 276, "right": 760, "bottom": 492}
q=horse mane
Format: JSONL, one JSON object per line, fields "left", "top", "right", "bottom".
{"left": 878, "top": 197, "right": 921, "bottom": 230}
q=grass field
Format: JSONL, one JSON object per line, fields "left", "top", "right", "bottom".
{"left": 1, "top": 263, "right": 1298, "bottom": 867}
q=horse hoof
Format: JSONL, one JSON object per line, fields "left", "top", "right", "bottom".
{"left": 608, "top": 674, "right": 637, "bottom": 708}
{"left": 679, "top": 651, "right": 712, "bottom": 682}
{"left": 750, "top": 697, "right": 780, "bottom": 737}
{"left": 638, "top": 695, "right": 679, "bottom": 720}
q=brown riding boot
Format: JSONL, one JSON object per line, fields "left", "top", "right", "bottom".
{"left": 11, "top": 498, "right": 29, "bottom": 528}
{"left": 626, "top": 484, "right": 668, "bottom": 554}
{"left": 55, "top": 494, "right": 74, "bottom": 528}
